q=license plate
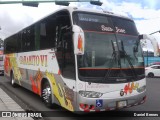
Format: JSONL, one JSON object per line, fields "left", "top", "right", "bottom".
{"left": 117, "top": 101, "right": 127, "bottom": 108}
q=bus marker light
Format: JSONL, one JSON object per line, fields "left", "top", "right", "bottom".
{"left": 77, "top": 34, "right": 83, "bottom": 52}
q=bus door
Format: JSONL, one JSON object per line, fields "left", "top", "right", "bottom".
{"left": 55, "top": 14, "right": 77, "bottom": 109}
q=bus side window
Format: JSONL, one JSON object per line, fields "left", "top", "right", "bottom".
{"left": 61, "top": 32, "right": 75, "bottom": 79}
{"left": 35, "top": 24, "right": 40, "bottom": 50}
{"left": 39, "top": 23, "right": 47, "bottom": 49}
{"left": 39, "top": 18, "right": 56, "bottom": 50}
{"left": 22, "top": 26, "right": 35, "bottom": 52}
{"left": 5, "top": 35, "right": 17, "bottom": 54}
{"left": 56, "top": 29, "right": 75, "bottom": 79}
{"left": 17, "top": 32, "right": 22, "bottom": 52}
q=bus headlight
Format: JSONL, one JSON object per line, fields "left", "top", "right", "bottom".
{"left": 137, "top": 85, "right": 146, "bottom": 93}
{"left": 79, "top": 91, "right": 103, "bottom": 98}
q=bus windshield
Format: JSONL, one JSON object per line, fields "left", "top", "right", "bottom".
{"left": 73, "top": 12, "right": 144, "bottom": 83}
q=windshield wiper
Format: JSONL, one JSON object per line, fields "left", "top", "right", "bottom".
{"left": 104, "top": 40, "right": 138, "bottom": 81}
{"left": 133, "top": 39, "right": 139, "bottom": 61}
{"left": 104, "top": 40, "right": 119, "bottom": 80}
{"left": 120, "top": 40, "right": 138, "bottom": 79}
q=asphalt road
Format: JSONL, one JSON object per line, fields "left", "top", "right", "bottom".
{"left": 0, "top": 76, "right": 160, "bottom": 120}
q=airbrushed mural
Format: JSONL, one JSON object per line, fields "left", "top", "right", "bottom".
{"left": 120, "top": 82, "right": 139, "bottom": 96}
{"left": 4, "top": 49, "right": 75, "bottom": 111}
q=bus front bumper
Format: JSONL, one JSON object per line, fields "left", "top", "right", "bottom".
{"left": 77, "top": 91, "right": 146, "bottom": 112}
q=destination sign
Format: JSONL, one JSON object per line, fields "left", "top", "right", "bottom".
{"left": 74, "top": 12, "right": 138, "bottom": 36}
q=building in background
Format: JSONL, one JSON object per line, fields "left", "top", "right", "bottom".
{"left": 143, "top": 51, "right": 160, "bottom": 66}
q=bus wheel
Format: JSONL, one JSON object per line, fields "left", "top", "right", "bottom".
{"left": 11, "top": 72, "right": 17, "bottom": 87}
{"left": 42, "top": 81, "right": 53, "bottom": 108}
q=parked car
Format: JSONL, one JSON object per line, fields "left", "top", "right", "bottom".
{"left": 145, "top": 65, "right": 160, "bottom": 77}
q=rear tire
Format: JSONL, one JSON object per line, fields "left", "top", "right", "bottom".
{"left": 42, "top": 81, "right": 53, "bottom": 108}
{"left": 148, "top": 73, "right": 154, "bottom": 78}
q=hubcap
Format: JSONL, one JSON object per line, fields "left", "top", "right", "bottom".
{"left": 149, "top": 73, "right": 153, "bottom": 77}
{"left": 42, "top": 86, "right": 51, "bottom": 103}
{"left": 11, "top": 77, "right": 14, "bottom": 85}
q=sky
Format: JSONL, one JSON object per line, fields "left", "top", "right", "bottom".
{"left": 0, "top": 0, "right": 160, "bottom": 51}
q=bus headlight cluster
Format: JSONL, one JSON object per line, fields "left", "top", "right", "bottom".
{"left": 137, "top": 85, "right": 146, "bottom": 93}
{"left": 79, "top": 91, "right": 103, "bottom": 98}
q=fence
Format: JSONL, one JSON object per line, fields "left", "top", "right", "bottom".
{"left": 144, "top": 57, "right": 160, "bottom": 66}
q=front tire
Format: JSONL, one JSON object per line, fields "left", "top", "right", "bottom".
{"left": 148, "top": 73, "right": 154, "bottom": 78}
{"left": 42, "top": 81, "right": 53, "bottom": 108}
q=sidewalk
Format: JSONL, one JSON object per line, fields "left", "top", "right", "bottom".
{"left": 0, "top": 87, "right": 34, "bottom": 120}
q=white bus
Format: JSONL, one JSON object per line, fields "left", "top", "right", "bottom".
{"left": 4, "top": 7, "right": 146, "bottom": 112}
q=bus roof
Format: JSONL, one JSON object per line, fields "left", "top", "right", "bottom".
{"left": 40, "top": 7, "right": 133, "bottom": 22}
{"left": 4, "top": 6, "right": 133, "bottom": 40}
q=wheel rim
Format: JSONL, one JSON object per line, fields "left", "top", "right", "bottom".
{"left": 42, "top": 86, "right": 51, "bottom": 103}
{"left": 149, "top": 73, "right": 154, "bottom": 77}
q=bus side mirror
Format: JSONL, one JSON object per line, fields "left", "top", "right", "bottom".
{"left": 72, "top": 25, "right": 85, "bottom": 55}
{"left": 138, "top": 35, "right": 143, "bottom": 40}
{"left": 139, "top": 34, "right": 160, "bottom": 56}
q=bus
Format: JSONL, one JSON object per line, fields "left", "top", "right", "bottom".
{"left": 4, "top": 7, "right": 146, "bottom": 112}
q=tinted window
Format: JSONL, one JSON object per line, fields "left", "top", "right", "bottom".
{"left": 55, "top": 11, "right": 75, "bottom": 79}
{"left": 74, "top": 12, "right": 144, "bottom": 83}
{"left": 21, "top": 26, "right": 35, "bottom": 52}
{"left": 39, "top": 17, "right": 56, "bottom": 50}
{"left": 111, "top": 17, "right": 138, "bottom": 36}
{"left": 151, "top": 66, "right": 160, "bottom": 69}
{"left": 4, "top": 35, "right": 17, "bottom": 54}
